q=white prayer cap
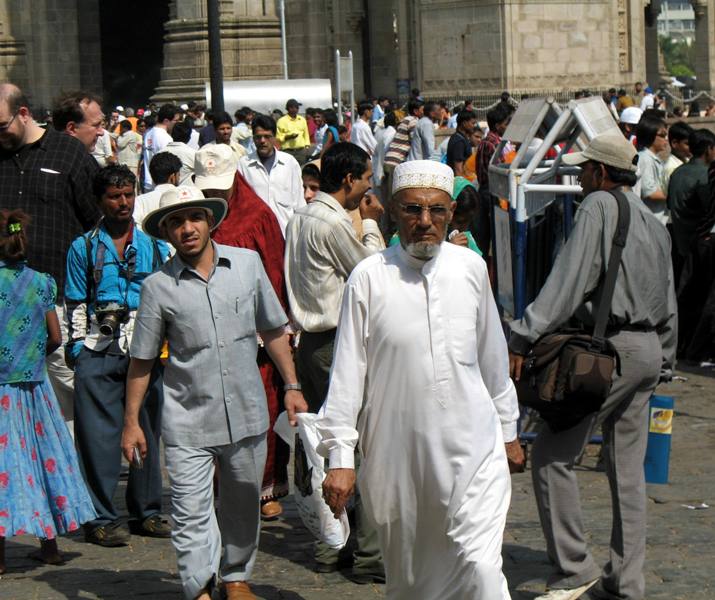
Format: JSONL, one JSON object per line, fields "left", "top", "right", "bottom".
{"left": 392, "top": 160, "right": 454, "bottom": 197}
{"left": 180, "top": 103, "right": 189, "bottom": 111}
{"left": 115, "top": 105, "right": 124, "bottom": 112}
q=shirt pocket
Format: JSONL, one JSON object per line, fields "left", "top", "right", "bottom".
{"left": 448, "top": 315, "right": 477, "bottom": 365}
{"left": 233, "top": 292, "right": 256, "bottom": 340}
{"left": 36, "top": 170, "right": 67, "bottom": 204}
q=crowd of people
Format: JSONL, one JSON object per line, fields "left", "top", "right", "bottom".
{"left": 0, "top": 75, "right": 712, "bottom": 600}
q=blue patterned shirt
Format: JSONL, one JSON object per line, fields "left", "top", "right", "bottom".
{"left": 0, "top": 261, "right": 56, "bottom": 383}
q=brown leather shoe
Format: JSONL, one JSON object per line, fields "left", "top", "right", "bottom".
{"left": 260, "top": 500, "right": 283, "bottom": 520}
{"left": 223, "top": 581, "right": 257, "bottom": 600}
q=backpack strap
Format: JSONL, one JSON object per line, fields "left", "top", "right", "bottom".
{"left": 591, "top": 189, "right": 631, "bottom": 347}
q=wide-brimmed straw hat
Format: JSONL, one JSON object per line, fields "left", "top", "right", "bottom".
{"left": 142, "top": 185, "right": 227, "bottom": 240}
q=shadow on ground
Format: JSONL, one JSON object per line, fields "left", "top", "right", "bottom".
{"left": 33, "top": 568, "right": 181, "bottom": 599}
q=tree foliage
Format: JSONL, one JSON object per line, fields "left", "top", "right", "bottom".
{"left": 660, "top": 36, "right": 695, "bottom": 77}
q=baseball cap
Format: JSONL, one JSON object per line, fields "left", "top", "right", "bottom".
{"left": 194, "top": 144, "right": 238, "bottom": 190}
{"left": 562, "top": 133, "right": 638, "bottom": 172}
{"left": 286, "top": 98, "right": 302, "bottom": 109}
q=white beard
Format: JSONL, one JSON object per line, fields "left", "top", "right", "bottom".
{"left": 405, "top": 241, "right": 441, "bottom": 260}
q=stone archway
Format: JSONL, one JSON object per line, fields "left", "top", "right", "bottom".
{"left": 691, "top": 0, "right": 715, "bottom": 91}
{"left": 644, "top": 0, "right": 669, "bottom": 88}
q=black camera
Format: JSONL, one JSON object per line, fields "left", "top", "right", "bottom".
{"left": 95, "top": 302, "right": 128, "bottom": 336}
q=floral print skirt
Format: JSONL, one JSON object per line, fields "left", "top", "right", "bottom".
{"left": 0, "top": 380, "right": 96, "bottom": 539}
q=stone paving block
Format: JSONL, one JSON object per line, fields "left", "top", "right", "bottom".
{"left": 1, "top": 370, "right": 714, "bottom": 599}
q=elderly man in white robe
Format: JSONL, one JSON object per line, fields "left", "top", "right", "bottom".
{"left": 317, "top": 160, "right": 525, "bottom": 600}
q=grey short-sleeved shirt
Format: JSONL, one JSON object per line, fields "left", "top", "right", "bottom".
{"left": 131, "top": 242, "right": 288, "bottom": 447}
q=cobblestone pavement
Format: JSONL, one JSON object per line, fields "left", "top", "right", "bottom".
{"left": 2, "top": 367, "right": 713, "bottom": 599}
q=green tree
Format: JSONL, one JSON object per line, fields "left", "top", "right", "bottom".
{"left": 660, "top": 36, "right": 695, "bottom": 77}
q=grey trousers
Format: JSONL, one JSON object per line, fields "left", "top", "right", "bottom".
{"left": 164, "top": 434, "right": 267, "bottom": 600}
{"left": 531, "top": 330, "right": 661, "bottom": 600}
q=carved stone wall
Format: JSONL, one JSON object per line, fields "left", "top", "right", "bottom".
{"left": 284, "top": 0, "right": 368, "bottom": 99}
{"left": 152, "top": 0, "right": 283, "bottom": 103}
{"left": 0, "top": 0, "right": 101, "bottom": 110}
{"left": 285, "top": 0, "right": 676, "bottom": 100}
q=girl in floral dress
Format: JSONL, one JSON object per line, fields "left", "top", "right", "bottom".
{"left": 0, "top": 209, "right": 96, "bottom": 573}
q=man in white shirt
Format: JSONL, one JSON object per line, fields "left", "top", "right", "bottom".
{"left": 163, "top": 120, "right": 196, "bottom": 186}
{"left": 639, "top": 86, "right": 656, "bottom": 111}
{"left": 133, "top": 152, "right": 182, "bottom": 230}
{"left": 350, "top": 101, "right": 377, "bottom": 157}
{"left": 237, "top": 114, "right": 304, "bottom": 236}
{"left": 318, "top": 160, "right": 523, "bottom": 600}
{"left": 142, "top": 103, "right": 181, "bottom": 192}
{"left": 285, "top": 141, "right": 385, "bottom": 581}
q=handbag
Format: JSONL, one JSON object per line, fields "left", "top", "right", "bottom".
{"left": 515, "top": 190, "right": 630, "bottom": 432}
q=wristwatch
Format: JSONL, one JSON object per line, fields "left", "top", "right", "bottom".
{"left": 284, "top": 382, "right": 302, "bottom": 392}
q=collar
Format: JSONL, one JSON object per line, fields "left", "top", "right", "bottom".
{"left": 313, "top": 191, "right": 352, "bottom": 222}
{"left": 153, "top": 183, "right": 176, "bottom": 194}
{"left": 96, "top": 221, "right": 138, "bottom": 261}
{"left": 247, "top": 150, "right": 284, "bottom": 168}
{"left": 395, "top": 238, "right": 443, "bottom": 272}
{"left": 0, "top": 259, "right": 24, "bottom": 269}
{"left": 643, "top": 148, "right": 664, "bottom": 164}
{"left": 171, "top": 241, "right": 230, "bottom": 283}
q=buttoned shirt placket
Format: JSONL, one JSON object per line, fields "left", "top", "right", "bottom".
{"left": 187, "top": 263, "right": 235, "bottom": 442}
{"left": 420, "top": 257, "right": 450, "bottom": 408}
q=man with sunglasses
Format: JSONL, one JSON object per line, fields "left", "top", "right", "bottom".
{"left": 317, "top": 159, "right": 522, "bottom": 599}
{"left": 285, "top": 142, "right": 386, "bottom": 582}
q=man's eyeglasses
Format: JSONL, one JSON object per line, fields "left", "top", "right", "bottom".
{"left": 0, "top": 110, "right": 19, "bottom": 132}
{"left": 400, "top": 204, "right": 449, "bottom": 219}
{"left": 656, "top": 131, "right": 668, "bottom": 139}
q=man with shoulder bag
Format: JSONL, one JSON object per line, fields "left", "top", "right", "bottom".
{"left": 508, "top": 134, "right": 677, "bottom": 600}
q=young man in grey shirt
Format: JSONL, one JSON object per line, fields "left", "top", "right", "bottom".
{"left": 121, "top": 186, "right": 307, "bottom": 600}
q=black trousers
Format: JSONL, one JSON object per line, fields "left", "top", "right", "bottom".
{"left": 74, "top": 349, "right": 164, "bottom": 528}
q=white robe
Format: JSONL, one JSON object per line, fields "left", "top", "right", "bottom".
{"left": 317, "top": 242, "right": 519, "bottom": 600}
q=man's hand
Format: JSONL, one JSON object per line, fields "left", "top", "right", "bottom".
{"left": 505, "top": 440, "right": 526, "bottom": 473}
{"left": 359, "top": 192, "right": 384, "bottom": 222}
{"left": 509, "top": 352, "right": 525, "bottom": 382}
{"left": 121, "top": 423, "right": 147, "bottom": 464}
{"left": 322, "top": 468, "right": 356, "bottom": 519}
{"left": 449, "top": 232, "right": 469, "bottom": 247}
{"left": 285, "top": 132, "right": 299, "bottom": 140}
{"left": 285, "top": 389, "right": 308, "bottom": 426}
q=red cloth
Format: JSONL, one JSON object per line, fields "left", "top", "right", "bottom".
{"left": 307, "top": 116, "right": 317, "bottom": 144}
{"left": 212, "top": 172, "right": 290, "bottom": 495}
{"left": 476, "top": 130, "right": 501, "bottom": 190}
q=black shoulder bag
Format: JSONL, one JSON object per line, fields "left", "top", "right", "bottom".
{"left": 515, "top": 190, "right": 631, "bottom": 432}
